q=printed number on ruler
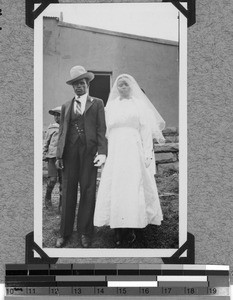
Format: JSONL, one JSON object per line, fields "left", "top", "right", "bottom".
{"left": 186, "top": 288, "right": 196, "bottom": 295}
{"left": 50, "top": 288, "right": 59, "bottom": 295}
{"left": 73, "top": 288, "right": 82, "bottom": 295}
{"left": 163, "top": 287, "right": 172, "bottom": 294}
{"left": 118, "top": 288, "right": 127, "bottom": 295}
{"left": 208, "top": 288, "right": 217, "bottom": 295}
{"left": 141, "top": 288, "right": 150, "bottom": 295}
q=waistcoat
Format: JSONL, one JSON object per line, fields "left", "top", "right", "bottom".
{"left": 67, "top": 105, "right": 85, "bottom": 144}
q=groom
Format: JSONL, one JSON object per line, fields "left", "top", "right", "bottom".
{"left": 55, "top": 65, "right": 107, "bottom": 248}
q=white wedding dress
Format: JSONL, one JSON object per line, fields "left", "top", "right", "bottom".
{"left": 94, "top": 97, "right": 163, "bottom": 228}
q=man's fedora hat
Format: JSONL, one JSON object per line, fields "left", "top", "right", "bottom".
{"left": 49, "top": 106, "right": 61, "bottom": 116}
{"left": 66, "top": 66, "right": 95, "bottom": 85}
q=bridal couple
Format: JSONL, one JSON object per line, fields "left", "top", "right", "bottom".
{"left": 55, "top": 65, "right": 166, "bottom": 248}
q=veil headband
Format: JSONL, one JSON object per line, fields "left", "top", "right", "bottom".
{"left": 106, "top": 74, "right": 166, "bottom": 136}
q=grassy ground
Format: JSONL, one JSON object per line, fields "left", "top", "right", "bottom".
{"left": 42, "top": 171, "right": 179, "bottom": 249}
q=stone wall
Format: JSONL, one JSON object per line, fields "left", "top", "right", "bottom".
{"left": 154, "top": 127, "right": 179, "bottom": 202}
{"left": 154, "top": 127, "right": 179, "bottom": 176}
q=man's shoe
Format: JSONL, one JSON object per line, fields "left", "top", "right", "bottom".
{"left": 81, "top": 235, "right": 91, "bottom": 248}
{"left": 55, "top": 236, "right": 67, "bottom": 248}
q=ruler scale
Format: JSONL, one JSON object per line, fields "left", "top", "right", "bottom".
{"left": 5, "top": 264, "right": 230, "bottom": 298}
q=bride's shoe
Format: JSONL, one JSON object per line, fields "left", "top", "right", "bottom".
{"left": 127, "top": 229, "right": 136, "bottom": 245}
{"left": 114, "top": 228, "right": 122, "bottom": 247}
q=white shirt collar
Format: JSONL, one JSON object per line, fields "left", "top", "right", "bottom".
{"left": 74, "top": 93, "right": 89, "bottom": 114}
{"left": 75, "top": 93, "right": 88, "bottom": 102}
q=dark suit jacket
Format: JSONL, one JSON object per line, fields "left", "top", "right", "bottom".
{"left": 56, "top": 95, "right": 107, "bottom": 159}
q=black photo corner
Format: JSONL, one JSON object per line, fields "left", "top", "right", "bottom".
{"left": 25, "top": 0, "right": 196, "bottom": 29}
{"left": 25, "top": 232, "right": 58, "bottom": 264}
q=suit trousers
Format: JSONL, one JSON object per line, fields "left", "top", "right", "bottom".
{"left": 60, "top": 137, "right": 97, "bottom": 237}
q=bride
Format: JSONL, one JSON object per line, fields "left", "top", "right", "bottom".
{"left": 93, "top": 74, "right": 166, "bottom": 246}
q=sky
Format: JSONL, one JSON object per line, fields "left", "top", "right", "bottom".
{"left": 42, "top": 3, "right": 180, "bottom": 42}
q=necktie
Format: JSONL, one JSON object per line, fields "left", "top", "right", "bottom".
{"left": 75, "top": 98, "right": 82, "bottom": 115}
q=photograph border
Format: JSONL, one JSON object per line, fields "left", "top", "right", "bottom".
{"left": 34, "top": 2, "right": 187, "bottom": 258}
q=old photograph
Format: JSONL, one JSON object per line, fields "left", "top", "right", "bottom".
{"left": 34, "top": 2, "right": 187, "bottom": 257}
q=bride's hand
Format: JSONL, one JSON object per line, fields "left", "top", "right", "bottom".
{"left": 145, "top": 157, "right": 152, "bottom": 168}
{"left": 158, "top": 137, "right": 166, "bottom": 145}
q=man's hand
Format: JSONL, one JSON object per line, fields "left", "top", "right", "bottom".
{"left": 55, "top": 159, "right": 64, "bottom": 169}
{"left": 94, "top": 154, "right": 106, "bottom": 167}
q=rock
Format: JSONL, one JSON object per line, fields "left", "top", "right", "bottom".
{"left": 154, "top": 143, "right": 179, "bottom": 153}
{"left": 157, "top": 162, "right": 179, "bottom": 175}
{"left": 164, "top": 135, "right": 179, "bottom": 143}
{"left": 156, "top": 173, "right": 179, "bottom": 194}
{"left": 160, "top": 193, "right": 178, "bottom": 201}
{"left": 162, "top": 127, "right": 179, "bottom": 136}
{"left": 155, "top": 152, "right": 177, "bottom": 164}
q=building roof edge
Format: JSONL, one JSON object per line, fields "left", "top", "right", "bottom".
{"left": 57, "top": 20, "right": 178, "bottom": 46}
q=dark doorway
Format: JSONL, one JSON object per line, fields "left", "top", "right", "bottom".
{"left": 88, "top": 72, "right": 112, "bottom": 106}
